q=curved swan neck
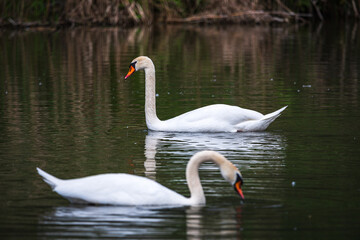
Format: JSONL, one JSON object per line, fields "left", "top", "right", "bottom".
{"left": 144, "top": 64, "right": 161, "bottom": 128}
{"left": 186, "top": 151, "right": 228, "bottom": 205}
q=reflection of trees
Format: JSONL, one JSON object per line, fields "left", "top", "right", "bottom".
{"left": 0, "top": 27, "right": 148, "bottom": 176}
{"left": 0, "top": 24, "right": 358, "bottom": 170}
{"left": 1, "top": 24, "right": 358, "bottom": 124}
{"left": 170, "top": 24, "right": 358, "bottom": 108}
{"left": 1, "top": 28, "right": 133, "bottom": 133}
{"left": 122, "top": 24, "right": 358, "bottom": 116}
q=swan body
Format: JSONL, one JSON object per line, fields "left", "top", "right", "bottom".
{"left": 125, "top": 56, "right": 287, "bottom": 132}
{"left": 37, "top": 151, "right": 244, "bottom": 206}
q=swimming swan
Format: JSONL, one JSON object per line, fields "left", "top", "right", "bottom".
{"left": 125, "top": 56, "right": 287, "bottom": 132}
{"left": 37, "top": 151, "right": 244, "bottom": 206}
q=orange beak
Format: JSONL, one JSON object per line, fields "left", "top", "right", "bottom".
{"left": 235, "top": 181, "right": 245, "bottom": 200}
{"left": 125, "top": 65, "right": 135, "bottom": 79}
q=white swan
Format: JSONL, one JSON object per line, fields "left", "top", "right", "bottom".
{"left": 125, "top": 56, "right": 287, "bottom": 132}
{"left": 37, "top": 151, "right": 244, "bottom": 206}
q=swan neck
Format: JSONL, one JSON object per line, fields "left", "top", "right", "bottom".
{"left": 186, "top": 152, "right": 227, "bottom": 205}
{"left": 144, "top": 67, "right": 160, "bottom": 127}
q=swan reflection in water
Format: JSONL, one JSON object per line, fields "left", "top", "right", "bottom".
{"left": 39, "top": 205, "right": 171, "bottom": 238}
{"left": 186, "top": 205, "right": 244, "bottom": 238}
{"left": 39, "top": 204, "right": 243, "bottom": 239}
{"left": 144, "top": 130, "right": 287, "bottom": 180}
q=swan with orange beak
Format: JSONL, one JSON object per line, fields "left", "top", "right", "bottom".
{"left": 124, "top": 56, "right": 287, "bottom": 133}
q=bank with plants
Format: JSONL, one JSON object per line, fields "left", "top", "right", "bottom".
{"left": 1, "top": 0, "right": 359, "bottom": 28}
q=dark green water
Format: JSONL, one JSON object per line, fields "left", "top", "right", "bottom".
{"left": 0, "top": 24, "right": 359, "bottom": 239}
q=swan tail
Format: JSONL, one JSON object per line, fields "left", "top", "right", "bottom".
{"left": 262, "top": 105, "right": 287, "bottom": 121}
{"left": 37, "top": 167, "right": 62, "bottom": 189}
{"left": 235, "top": 106, "right": 287, "bottom": 132}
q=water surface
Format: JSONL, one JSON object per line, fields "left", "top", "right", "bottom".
{"left": 0, "top": 24, "right": 359, "bottom": 239}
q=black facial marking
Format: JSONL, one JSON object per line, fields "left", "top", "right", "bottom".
{"left": 129, "top": 61, "right": 137, "bottom": 69}
{"left": 233, "top": 173, "right": 244, "bottom": 196}
{"left": 236, "top": 173, "right": 243, "bottom": 186}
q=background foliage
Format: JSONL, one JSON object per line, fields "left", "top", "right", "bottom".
{"left": 0, "top": 0, "right": 359, "bottom": 26}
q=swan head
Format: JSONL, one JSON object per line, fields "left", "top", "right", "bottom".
{"left": 125, "top": 56, "right": 154, "bottom": 79}
{"left": 233, "top": 172, "right": 245, "bottom": 200}
{"left": 219, "top": 160, "right": 245, "bottom": 201}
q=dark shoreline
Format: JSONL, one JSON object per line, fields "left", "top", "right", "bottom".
{"left": 1, "top": 0, "right": 359, "bottom": 30}
{"left": 0, "top": 11, "right": 310, "bottom": 30}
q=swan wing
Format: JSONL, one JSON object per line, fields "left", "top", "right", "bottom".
{"left": 171, "top": 104, "right": 263, "bottom": 123}
{"left": 157, "top": 104, "right": 263, "bottom": 132}
{"left": 154, "top": 104, "right": 287, "bottom": 132}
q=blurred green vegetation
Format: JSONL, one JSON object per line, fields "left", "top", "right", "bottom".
{"left": 0, "top": 0, "right": 359, "bottom": 26}
{"left": 1, "top": 0, "right": 62, "bottom": 22}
